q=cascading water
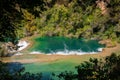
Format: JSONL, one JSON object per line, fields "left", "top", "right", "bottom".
{"left": 29, "top": 36, "right": 105, "bottom": 55}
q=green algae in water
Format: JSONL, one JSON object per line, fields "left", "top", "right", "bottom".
{"left": 23, "top": 61, "right": 77, "bottom": 80}
{"left": 29, "top": 36, "right": 104, "bottom": 54}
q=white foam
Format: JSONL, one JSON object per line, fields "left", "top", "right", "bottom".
{"left": 30, "top": 50, "right": 98, "bottom": 55}
{"left": 55, "top": 51, "right": 69, "bottom": 55}
{"left": 30, "top": 51, "right": 42, "bottom": 54}
{"left": 17, "top": 41, "right": 30, "bottom": 51}
{"left": 97, "top": 48, "right": 103, "bottom": 52}
{"left": 14, "top": 52, "right": 23, "bottom": 55}
{"left": 54, "top": 50, "right": 97, "bottom": 55}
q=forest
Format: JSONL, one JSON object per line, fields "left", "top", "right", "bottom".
{"left": 0, "top": 0, "right": 120, "bottom": 42}
{"left": 0, "top": 0, "right": 120, "bottom": 80}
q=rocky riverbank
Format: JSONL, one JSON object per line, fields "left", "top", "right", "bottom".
{"left": 0, "top": 42, "right": 17, "bottom": 57}
{"left": 0, "top": 40, "right": 30, "bottom": 57}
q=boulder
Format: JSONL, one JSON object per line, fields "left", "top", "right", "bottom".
{"left": 0, "top": 42, "right": 17, "bottom": 57}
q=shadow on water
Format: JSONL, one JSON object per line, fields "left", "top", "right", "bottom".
{"left": 3, "top": 62, "right": 56, "bottom": 80}
{"left": 7, "top": 62, "right": 24, "bottom": 73}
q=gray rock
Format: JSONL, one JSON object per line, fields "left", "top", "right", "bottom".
{"left": 0, "top": 42, "right": 17, "bottom": 57}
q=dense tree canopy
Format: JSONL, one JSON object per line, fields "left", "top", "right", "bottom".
{"left": 0, "top": 0, "right": 18, "bottom": 42}
{"left": 0, "top": 0, "right": 120, "bottom": 42}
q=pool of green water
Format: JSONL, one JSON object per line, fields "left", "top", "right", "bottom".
{"left": 23, "top": 60, "right": 77, "bottom": 80}
{"left": 24, "top": 61, "right": 76, "bottom": 73}
{"left": 29, "top": 36, "right": 104, "bottom": 54}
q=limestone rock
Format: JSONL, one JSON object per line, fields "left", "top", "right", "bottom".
{"left": 0, "top": 42, "right": 17, "bottom": 57}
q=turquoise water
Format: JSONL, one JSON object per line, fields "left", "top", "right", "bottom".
{"left": 29, "top": 36, "right": 104, "bottom": 54}
{"left": 23, "top": 61, "right": 77, "bottom": 80}
{"left": 8, "top": 37, "right": 105, "bottom": 80}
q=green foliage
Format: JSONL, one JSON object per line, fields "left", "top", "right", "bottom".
{"left": 1, "top": 0, "right": 120, "bottom": 42}
{"left": 29, "top": 0, "right": 119, "bottom": 41}
{"left": 0, "top": 16, "right": 16, "bottom": 42}
{"left": 58, "top": 71, "right": 76, "bottom": 80}
{"left": 56, "top": 53, "right": 120, "bottom": 80}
